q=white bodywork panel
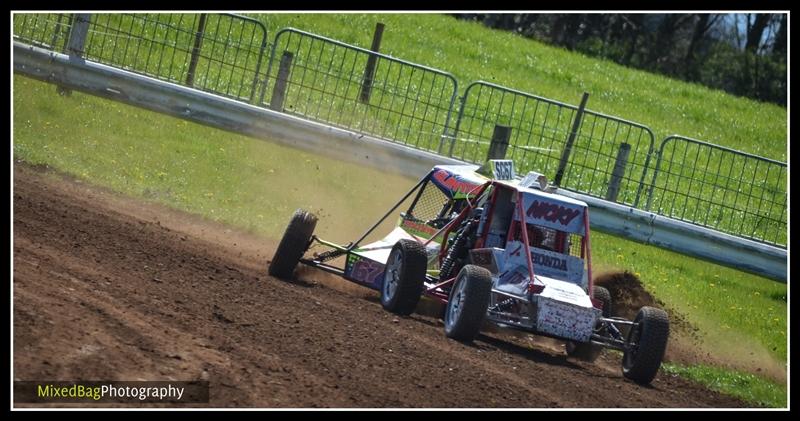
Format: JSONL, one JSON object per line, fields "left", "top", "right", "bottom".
{"left": 534, "top": 276, "right": 597, "bottom": 342}
{"left": 536, "top": 296, "right": 599, "bottom": 342}
{"left": 354, "top": 226, "right": 439, "bottom": 265}
{"left": 536, "top": 275, "right": 594, "bottom": 308}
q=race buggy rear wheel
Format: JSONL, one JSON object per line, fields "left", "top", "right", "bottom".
{"left": 566, "top": 285, "right": 612, "bottom": 362}
{"left": 444, "top": 265, "right": 492, "bottom": 342}
{"left": 380, "top": 239, "right": 427, "bottom": 316}
{"left": 268, "top": 209, "right": 317, "bottom": 279}
{"left": 622, "top": 306, "right": 670, "bottom": 385}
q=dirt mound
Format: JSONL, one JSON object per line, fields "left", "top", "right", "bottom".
{"left": 12, "top": 164, "right": 747, "bottom": 407}
{"left": 594, "top": 270, "right": 698, "bottom": 337}
{"left": 594, "top": 270, "right": 657, "bottom": 320}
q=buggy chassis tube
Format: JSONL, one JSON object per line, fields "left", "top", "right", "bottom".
{"left": 424, "top": 277, "right": 457, "bottom": 304}
{"left": 298, "top": 176, "right": 490, "bottom": 298}
{"left": 298, "top": 259, "right": 346, "bottom": 277}
{"left": 515, "top": 191, "right": 537, "bottom": 294}
{"left": 297, "top": 237, "right": 349, "bottom": 276}
{"left": 311, "top": 236, "right": 349, "bottom": 251}
{"left": 422, "top": 182, "right": 487, "bottom": 248}
{"left": 589, "top": 336, "right": 628, "bottom": 352}
{"left": 583, "top": 209, "right": 594, "bottom": 297}
{"left": 434, "top": 183, "right": 491, "bottom": 261}
{"left": 348, "top": 176, "right": 428, "bottom": 251}
{"left": 588, "top": 317, "right": 639, "bottom": 351}
{"left": 491, "top": 288, "right": 532, "bottom": 302}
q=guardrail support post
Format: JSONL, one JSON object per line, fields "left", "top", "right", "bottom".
{"left": 66, "top": 13, "right": 90, "bottom": 58}
{"left": 185, "top": 13, "right": 208, "bottom": 87}
{"left": 270, "top": 51, "right": 294, "bottom": 112}
{"left": 605, "top": 142, "right": 631, "bottom": 202}
{"left": 487, "top": 124, "right": 512, "bottom": 160}
{"left": 58, "top": 13, "right": 91, "bottom": 96}
{"left": 553, "top": 91, "right": 590, "bottom": 186}
{"left": 359, "top": 22, "right": 385, "bottom": 104}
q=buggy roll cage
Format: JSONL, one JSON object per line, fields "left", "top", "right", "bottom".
{"left": 301, "top": 167, "right": 594, "bottom": 303}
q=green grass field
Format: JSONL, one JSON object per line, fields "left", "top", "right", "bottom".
{"left": 13, "top": 12, "right": 787, "bottom": 408}
{"left": 13, "top": 76, "right": 786, "bottom": 407}
{"left": 662, "top": 363, "right": 787, "bottom": 408}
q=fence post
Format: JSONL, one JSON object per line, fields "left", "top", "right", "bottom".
{"left": 66, "top": 13, "right": 91, "bottom": 58}
{"left": 185, "top": 13, "right": 208, "bottom": 87}
{"left": 605, "top": 143, "right": 631, "bottom": 202}
{"left": 447, "top": 93, "right": 469, "bottom": 157}
{"left": 487, "top": 124, "right": 512, "bottom": 160}
{"left": 553, "top": 91, "right": 590, "bottom": 186}
{"left": 57, "top": 13, "right": 91, "bottom": 96}
{"left": 270, "top": 51, "right": 294, "bottom": 112}
{"left": 359, "top": 22, "right": 385, "bottom": 104}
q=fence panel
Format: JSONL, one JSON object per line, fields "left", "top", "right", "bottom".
{"left": 450, "top": 81, "right": 655, "bottom": 206}
{"left": 449, "top": 81, "right": 576, "bottom": 171}
{"left": 76, "top": 13, "right": 268, "bottom": 103}
{"left": 646, "top": 136, "right": 787, "bottom": 246}
{"left": 13, "top": 13, "right": 73, "bottom": 52}
{"left": 569, "top": 110, "right": 656, "bottom": 206}
{"left": 261, "top": 28, "right": 459, "bottom": 154}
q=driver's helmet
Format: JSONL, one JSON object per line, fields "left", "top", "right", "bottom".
{"left": 529, "top": 225, "right": 545, "bottom": 246}
{"left": 528, "top": 225, "right": 554, "bottom": 250}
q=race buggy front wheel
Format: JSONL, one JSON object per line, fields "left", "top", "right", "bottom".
{"left": 622, "top": 306, "right": 670, "bottom": 385}
{"left": 380, "top": 239, "right": 427, "bottom": 315}
{"left": 593, "top": 285, "right": 613, "bottom": 318}
{"left": 444, "top": 265, "right": 492, "bottom": 342}
{"left": 566, "top": 285, "right": 613, "bottom": 362}
{"left": 268, "top": 209, "right": 317, "bottom": 279}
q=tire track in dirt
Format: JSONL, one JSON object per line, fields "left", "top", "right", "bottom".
{"left": 12, "top": 164, "right": 746, "bottom": 408}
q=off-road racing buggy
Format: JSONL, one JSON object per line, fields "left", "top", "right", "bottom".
{"left": 269, "top": 160, "right": 670, "bottom": 385}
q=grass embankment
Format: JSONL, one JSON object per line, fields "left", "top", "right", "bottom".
{"left": 251, "top": 13, "right": 786, "bottom": 161}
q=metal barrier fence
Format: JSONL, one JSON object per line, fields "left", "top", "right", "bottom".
{"left": 11, "top": 12, "right": 787, "bottom": 247}
{"left": 646, "top": 136, "right": 787, "bottom": 246}
{"left": 261, "top": 28, "right": 459, "bottom": 154}
{"left": 449, "top": 81, "right": 655, "bottom": 207}
{"left": 13, "top": 13, "right": 269, "bottom": 103}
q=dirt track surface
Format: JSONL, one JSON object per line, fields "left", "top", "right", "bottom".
{"left": 12, "top": 164, "right": 747, "bottom": 408}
